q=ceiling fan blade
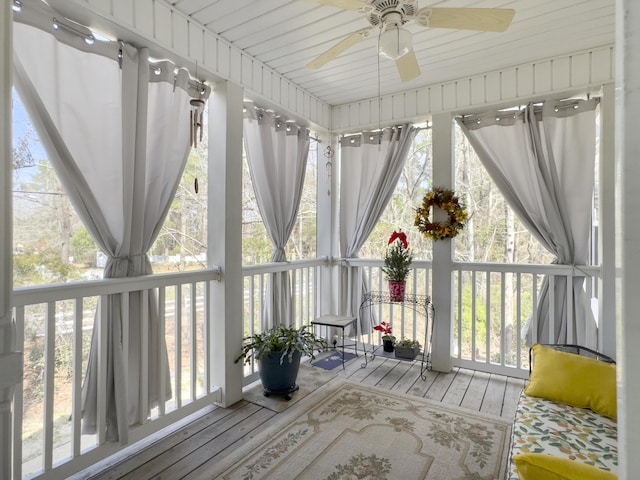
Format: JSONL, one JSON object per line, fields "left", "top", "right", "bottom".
{"left": 306, "top": 28, "right": 372, "bottom": 69}
{"left": 302, "top": 0, "right": 365, "bottom": 11}
{"left": 417, "top": 8, "right": 515, "bottom": 32}
{"left": 396, "top": 49, "right": 421, "bottom": 82}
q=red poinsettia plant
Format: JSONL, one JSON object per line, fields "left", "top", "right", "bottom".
{"left": 373, "top": 321, "right": 395, "bottom": 341}
{"left": 381, "top": 230, "right": 413, "bottom": 282}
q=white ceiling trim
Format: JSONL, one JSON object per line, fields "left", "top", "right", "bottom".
{"left": 45, "top": 0, "right": 614, "bottom": 135}
{"left": 330, "top": 45, "right": 615, "bottom": 133}
{"left": 48, "top": 0, "right": 333, "bottom": 131}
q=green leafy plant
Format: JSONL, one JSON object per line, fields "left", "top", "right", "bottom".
{"left": 381, "top": 230, "right": 413, "bottom": 282}
{"left": 396, "top": 338, "right": 421, "bottom": 349}
{"left": 235, "top": 324, "right": 327, "bottom": 365}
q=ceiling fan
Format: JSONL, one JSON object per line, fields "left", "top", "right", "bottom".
{"left": 305, "top": 0, "right": 515, "bottom": 82}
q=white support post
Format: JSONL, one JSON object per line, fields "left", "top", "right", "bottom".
{"left": 330, "top": 136, "right": 341, "bottom": 315}
{"left": 0, "top": 3, "right": 16, "bottom": 480}
{"left": 209, "top": 81, "right": 244, "bottom": 407}
{"left": 616, "top": 0, "right": 640, "bottom": 476}
{"left": 430, "top": 112, "right": 454, "bottom": 372}
{"left": 316, "top": 132, "right": 336, "bottom": 316}
{"left": 599, "top": 82, "right": 616, "bottom": 359}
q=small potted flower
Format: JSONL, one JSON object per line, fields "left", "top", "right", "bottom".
{"left": 394, "top": 338, "right": 421, "bottom": 360}
{"left": 381, "top": 230, "right": 413, "bottom": 302}
{"left": 373, "top": 321, "right": 395, "bottom": 352}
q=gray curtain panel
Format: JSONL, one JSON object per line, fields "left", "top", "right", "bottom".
{"left": 14, "top": 21, "right": 207, "bottom": 442}
{"left": 457, "top": 99, "right": 598, "bottom": 347}
{"left": 339, "top": 124, "right": 418, "bottom": 332}
{"left": 243, "top": 103, "right": 310, "bottom": 329}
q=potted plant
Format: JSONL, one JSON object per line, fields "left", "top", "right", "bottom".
{"left": 235, "top": 324, "right": 327, "bottom": 400}
{"left": 381, "top": 230, "right": 413, "bottom": 302}
{"left": 373, "top": 321, "right": 395, "bottom": 352}
{"left": 394, "top": 338, "right": 421, "bottom": 360}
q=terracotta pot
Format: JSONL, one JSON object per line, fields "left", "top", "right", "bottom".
{"left": 388, "top": 280, "right": 406, "bottom": 302}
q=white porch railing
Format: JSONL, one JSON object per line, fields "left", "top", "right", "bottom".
{"left": 11, "top": 257, "right": 602, "bottom": 478}
{"left": 452, "top": 262, "right": 601, "bottom": 378}
{"left": 342, "top": 259, "right": 602, "bottom": 379}
{"left": 241, "top": 257, "right": 328, "bottom": 384}
{"left": 344, "top": 258, "right": 433, "bottom": 346}
{"left": 12, "top": 268, "right": 221, "bottom": 479}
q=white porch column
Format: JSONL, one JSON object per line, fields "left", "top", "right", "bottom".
{"left": 316, "top": 133, "right": 337, "bottom": 316}
{"left": 209, "top": 81, "right": 244, "bottom": 407}
{"left": 430, "top": 112, "right": 454, "bottom": 372}
{"left": 616, "top": 0, "right": 640, "bottom": 477}
{"left": 1, "top": 4, "right": 21, "bottom": 480}
{"left": 599, "top": 82, "right": 616, "bottom": 359}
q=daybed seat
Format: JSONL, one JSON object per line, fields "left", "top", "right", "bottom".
{"left": 508, "top": 344, "right": 618, "bottom": 480}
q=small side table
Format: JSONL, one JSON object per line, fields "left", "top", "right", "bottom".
{"left": 311, "top": 315, "right": 358, "bottom": 369}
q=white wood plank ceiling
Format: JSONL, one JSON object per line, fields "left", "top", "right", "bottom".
{"left": 169, "top": 0, "right": 614, "bottom": 107}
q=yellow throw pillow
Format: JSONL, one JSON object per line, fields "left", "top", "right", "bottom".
{"left": 525, "top": 344, "right": 617, "bottom": 419}
{"left": 513, "top": 453, "right": 617, "bottom": 480}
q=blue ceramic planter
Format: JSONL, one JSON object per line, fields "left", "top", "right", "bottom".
{"left": 258, "top": 350, "right": 301, "bottom": 400}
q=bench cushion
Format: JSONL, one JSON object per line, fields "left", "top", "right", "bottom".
{"left": 508, "top": 392, "right": 617, "bottom": 480}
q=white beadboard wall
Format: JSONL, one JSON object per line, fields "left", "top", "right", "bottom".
{"left": 331, "top": 46, "right": 615, "bottom": 133}
{"left": 71, "top": 0, "right": 333, "bottom": 131}
{"left": 60, "top": 0, "right": 613, "bottom": 135}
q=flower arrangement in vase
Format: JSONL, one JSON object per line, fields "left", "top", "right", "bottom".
{"left": 381, "top": 230, "right": 412, "bottom": 302}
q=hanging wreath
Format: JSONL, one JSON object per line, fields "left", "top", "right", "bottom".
{"left": 414, "top": 188, "right": 468, "bottom": 241}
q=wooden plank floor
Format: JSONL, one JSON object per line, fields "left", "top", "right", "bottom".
{"left": 76, "top": 355, "right": 526, "bottom": 480}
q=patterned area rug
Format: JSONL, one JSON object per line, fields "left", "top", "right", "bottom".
{"left": 243, "top": 362, "right": 340, "bottom": 412}
{"left": 209, "top": 380, "right": 512, "bottom": 480}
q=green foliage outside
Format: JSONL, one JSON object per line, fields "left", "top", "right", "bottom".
{"left": 455, "top": 272, "right": 536, "bottom": 366}
{"left": 241, "top": 141, "right": 318, "bottom": 265}
{"left": 456, "top": 284, "right": 487, "bottom": 353}
{"left": 70, "top": 227, "right": 97, "bottom": 264}
{"left": 361, "top": 128, "right": 433, "bottom": 260}
{"left": 13, "top": 248, "right": 82, "bottom": 287}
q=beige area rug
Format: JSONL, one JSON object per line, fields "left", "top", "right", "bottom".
{"left": 209, "top": 380, "right": 513, "bottom": 480}
{"left": 242, "top": 361, "right": 341, "bottom": 412}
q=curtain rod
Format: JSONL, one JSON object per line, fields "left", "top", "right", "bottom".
{"left": 458, "top": 97, "right": 600, "bottom": 122}
{"left": 340, "top": 123, "right": 431, "bottom": 139}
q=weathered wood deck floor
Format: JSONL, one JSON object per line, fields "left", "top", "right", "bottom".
{"left": 77, "top": 354, "right": 526, "bottom": 480}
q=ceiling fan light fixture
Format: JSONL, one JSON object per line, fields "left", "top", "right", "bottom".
{"left": 379, "top": 25, "right": 412, "bottom": 60}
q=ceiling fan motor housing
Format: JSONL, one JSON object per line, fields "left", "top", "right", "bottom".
{"left": 364, "top": 0, "right": 417, "bottom": 27}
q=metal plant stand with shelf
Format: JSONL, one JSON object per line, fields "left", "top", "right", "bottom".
{"left": 359, "top": 291, "right": 434, "bottom": 379}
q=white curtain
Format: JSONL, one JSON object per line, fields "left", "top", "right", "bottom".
{"left": 243, "top": 103, "right": 310, "bottom": 328}
{"left": 13, "top": 20, "right": 207, "bottom": 442}
{"left": 457, "top": 99, "right": 598, "bottom": 347}
{"left": 339, "top": 125, "right": 418, "bottom": 327}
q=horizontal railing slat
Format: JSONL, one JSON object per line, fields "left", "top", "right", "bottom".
{"left": 12, "top": 268, "right": 222, "bottom": 307}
